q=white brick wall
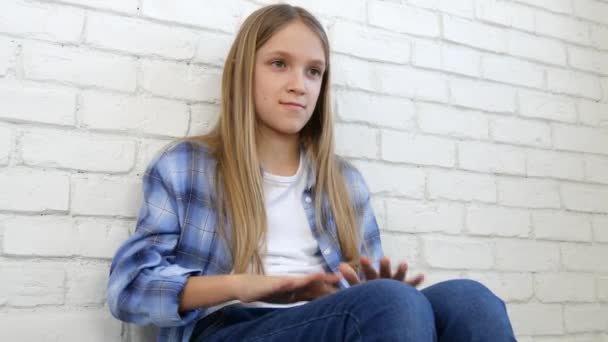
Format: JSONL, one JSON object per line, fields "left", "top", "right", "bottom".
{"left": 0, "top": 0, "right": 606, "bottom": 340}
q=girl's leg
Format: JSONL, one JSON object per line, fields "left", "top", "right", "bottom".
{"left": 421, "top": 279, "right": 517, "bottom": 342}
{"left": 192, "top": 279, "right": 436, "bottom": 342}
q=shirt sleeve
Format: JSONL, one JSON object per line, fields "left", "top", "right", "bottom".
{"left": 106, "top": 150, "right": 204, "bottom": 327}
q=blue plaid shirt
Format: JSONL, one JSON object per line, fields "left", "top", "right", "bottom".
{"left": 107, "top": 141, "right": 383, "bottom": 342}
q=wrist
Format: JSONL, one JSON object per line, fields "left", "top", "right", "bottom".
{"left": 228, "top": 274, "right": 244, "bottom": 301}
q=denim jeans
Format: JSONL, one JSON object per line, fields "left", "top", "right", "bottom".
{"left": 190, "top": 278, "right": 517, "bottom": 341}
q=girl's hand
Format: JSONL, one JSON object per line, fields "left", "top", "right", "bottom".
{"left": 338, "top": 256, "right": 425, "bottom": 288}
{"left": 234, "top": 272, "right": 341, "bottom": 304}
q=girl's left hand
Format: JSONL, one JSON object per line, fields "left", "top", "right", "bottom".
{"left": 338, "top": 256, "right": 425, "bottom": 288}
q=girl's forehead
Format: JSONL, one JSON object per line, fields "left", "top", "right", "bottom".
{"left": 257, "top": 21, "right": 326, "bottom": 63}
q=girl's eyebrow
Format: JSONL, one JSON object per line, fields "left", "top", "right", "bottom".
{"left": 265, "top": 50, "right": 326, "bottom": 67}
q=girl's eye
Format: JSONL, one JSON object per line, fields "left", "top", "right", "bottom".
{"left": 271, "top": 60, "right": 285, "bottom": 68}
{"left": 309, "top": 68, "right": 322, "bottom": 77}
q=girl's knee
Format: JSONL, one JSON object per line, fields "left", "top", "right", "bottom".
{"left": 357, "top": 279, "right": 433, "bottom": 314}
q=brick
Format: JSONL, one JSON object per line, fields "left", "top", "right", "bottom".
{"left": 495, "top": 239, "right": 560, "bottom": 271}
{"left": 412, "top": 39, "right": 441, "bottom": 70}
{"left": 59, "top": 0, "right": 138, "bottom": 13}
{"left": 141, "top": 59, "right": 221, "bottom": 102}
{"left": 66, "top": 263, "right": 110, "bottom": 304}
{"left": 458, "top": 141, "right": 526, "bottom": 175}
{"left": 21, "top": 129, "right": 136, "bottom": 173}
{"left": 371, "top": 197, "right": 386, "bottom": 229}
{"left": 527, "top": 149, "right": 585, "bottom": 181}
{"left": 352, "top": 160, "right": 425, "bottom": 198}
{"left": 604, "top": 77, "right": 608, "bottom": 102}
{"left": 379, "top": 232, "right": 419, "bottom": 265}
{"left": 565, "top": 304, "right": 608, "bottom": 332}
{"left": 0, "top": 79, "right": 76, "bottom": 125}
{"left": 491, "top": 116, "right": 552, "bottom": 148}
{"left": 512, "top": 0, "right": 572, "bottom": 14}
{"left": 0, "top": 0, "right": 84, "bottom": 43}
{"left": 497, "top": 177, "right": 560, "bottom": 209}
{"left": 507, "top": 31, "right": 567, "bottom": 66}
{"left": 135, "top": 138, "right": 172, "bottom": 174}
{"left": 330, "top": 21, "right": 410, "bottom": 64}
{"left": 0, "top": 309, "right": 121, "bottom": 342}
{"left": 0, "top": 125, "right": 12, "bottom": 165}
{"left": 518, "top": 90, "right": 577, "bottom": 123}
{"left": 535, "top": 273, "right": 595, "bottom": 303}
{"left": 441, "top": 44, "right": 481, "bottom": 77}
{"left": 75, "top": 218, "right": 132, "bottom": 259}
{"left": 508, "top": 303, "right": 563, "bottom": 335}
{"left": 416, "top": 270, "right": 463, "bottom": 289}
{"left": 423, "top": 236, "right": 493, "bottom": 270}
{"left": 192, "top": 32, "right": 233, "bottom": 67}
{"left": 592, "top": 215, "right": 608, "bottom": 242}
{"left": 0, "top": 262, "right": 65, "bottom": 306}
{"left": 554, "top": 123, "right": 608, "bottom": 155}
{"left": 562, "top": 183, "right": 608, "bottom": 214}
{"left": 569, "top": 46, "right": 608, "bottom": 75}
{"left": 481, "top": 54, "right": 545, "bottom": 88}
{"left": 189, "top": 103, "right": 220, "bottom": 136}
{"left": 533, "top": 211, "right": 593, "bottom": 242}
{"left": 71, "top": 175, "right": 142, "bottom": 217}
{"left": 335, "top": 90, "right": 416, "bottom": 130}
{"left": 450, "top": 78, "right": 516, "bottom": 113}
{"left": 591, "top": 24, "right": 608, "bottom": 50}
{"left": 466, "top": 272, "right": 533, "bottom": 302}
{"left": 466, "top": 205, "right": 530, "bottom": 237}
{"left": 23, "top": 42, "right": 137, "bottom": 92}
{"left": 368, "top": 1, "right": 439, "bottom": 37}
{"left": 586, "top": 156, "right": 608, "bottom": 184}
{"left": 418, "top": 103, "right": 488, "bottom": 139}
{"left": 284, "top": 0, "right": 367, "bottom": 21}
{"left": 547, "top": 68, "right": 602, "bottom": 100}
{"left": 443, "top": 15, "right": 508, "bottom": 52}
{"left": 535, "top": 334, "right": 599, "bottom": 342}
{"left": 573, "top": 0, "right": 608, "bottom": 25}
{"left": 385, "top": 199, "right": 464, "bottom": 234}
{"left": 381, "top": 130, "right": 455, "bottom": 167}
{"left": 0, "top": 169, "right": 69, "bottom": 212}
{"left": 562, "top": 243, "right": 608, "bottom": 272}
{"left": 3, "top": 216, "right": 75, "bottom": 256}
{"left": 86, "top": 13, "right": 199, "bottom": 59}
{"left": 579, "top": 99, "right": 608, "bottom": 127}
{"left": 80, "top": 91, "right": 189, "bottom": 137}
{"left": 335, "top": 124, "right": 377, "bottom": 159}
{"left": 0, "top": 36, "right": 16, "bottom": 76}
{"left": 475, "top": 0, "right": 535, "bottom": 31}
{"left": 408, "top": 0, "right": 475, "bottom": 17}
{"left": 428, "top": 170, "right": 496, "bottom": 203}
{"left": 536, "top": 11, "right": 593, "bottom": 45}
{"left": 599, "top": 276, "right": 608, "bottom": 302}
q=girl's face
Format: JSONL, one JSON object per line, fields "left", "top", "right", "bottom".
{"left": 253, "top": 20, "right": 326, "bottom": 138}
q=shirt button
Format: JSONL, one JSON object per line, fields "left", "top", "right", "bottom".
{"left": 305, "top": 196, "right": 312, "bottom": 203}
{"left": 323, "top": 248, "right": 331, "bottom": 256}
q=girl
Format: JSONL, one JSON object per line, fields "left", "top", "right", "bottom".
{"left": 107, "top": 4, "right": 516, "bottom": 342}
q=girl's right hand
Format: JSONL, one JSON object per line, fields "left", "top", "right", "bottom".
{"left": 234, "top": 272, "right": 341, "bottom": 304}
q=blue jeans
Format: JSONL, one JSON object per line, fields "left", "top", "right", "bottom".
{"left": 190, "top": 279, "right": 516, "bottom": 341}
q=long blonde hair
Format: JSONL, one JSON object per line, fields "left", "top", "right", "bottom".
{"left": 187, "top": 4, "right": 362, "bottom": 274}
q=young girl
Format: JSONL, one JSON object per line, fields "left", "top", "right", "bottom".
{"left": 108, "top": 4, "right": 516, "bottom": 342}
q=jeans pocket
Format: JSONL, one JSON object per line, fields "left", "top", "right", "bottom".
{"left": 190, "top": 309, "right": 227, "bottom": 342}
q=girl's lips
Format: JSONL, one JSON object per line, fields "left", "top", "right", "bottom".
{"left": 280, "top": 102, "right": 305, "bottom": 109}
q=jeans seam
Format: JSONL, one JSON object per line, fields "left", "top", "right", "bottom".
{"left": 243, "top": 311, "right": 362, "bottom": 342}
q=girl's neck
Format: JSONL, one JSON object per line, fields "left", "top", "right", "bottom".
{"left": 256, "top": 130, "right": 301, "bottom": 177}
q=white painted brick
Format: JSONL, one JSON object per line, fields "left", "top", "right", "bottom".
{"left": 0, "top": 262, "right": 65, "bottom": 306}
{"left": 586, "top": 156, "right": 608, "bottom": 184}
{"left": 441, "top": 44, "right": 481, "bottom": 77}
{"left": 71, "top": 175, "right": 142, "bottom": 217}
{"left": 573, "top": 0, "right": 608, "bottom": 25}
{"left": 518, "top": 90, "right": 577, "bottom": 123}
{"left": 23, "top": 42, "right": 137, "bottom": 92}
{"left": 429, "top": 169, "right": 497, "bottom": 203}
{"left": 547, "top": 68, "right": 602, "bottom": 100}
{"left": 562, "top": 243, "right": 608, "bottom": 272}
{"left": 0, "top": 169, "right": 69, "bottom": 212}
{"left": 535, "top": 334, "right": 601, "bottom": 342}
{"left": 385, "top": 199, "right": 464, "bottom": 234}
{"left": 381, "top": 130, "right": 456, "bottom": 167}
{"left": 141, "top": 59, "right": 221, "bottom": 102}
{"left": 371, "top": 197, "right": 386, "bottom": 229}
{"left": 0, "top": 124, "right": 12, "bottom": 165}
{"left": 599, "top": 276, "right": 608, "bottom": 302}
{"left": 536, "top": 11, "right": 593, "bottom": 45}
{"left": 562, "top": 183, "right": 608, "bottom": 213}
{"left": 0, "top": 0, "right": 84, "bottom": 43}
{"left": 0, "top": 36, "right": 16, "bottom": 76}
{"left": 352, "top": 160, "right": 425, "bottom": 198}
{"left": 0, "top": 309, "right": 121, "bottom": 342}
{"left": 535, "top": 273, "right": 595, "bottom": 303}
{"left": 553, "top": 123, "right": 608, "bottom": 155}
{"left": 285, "top": 0, "right": 367, "bottom": 21}
{"left": 497, "top": 177, "right": 560, "bottom": 209}
{"left": 368, "top": 1, "right": 440, "bottom": 38}
{"left": 3, "top": 216, "right": 75, "bottom": 256}
{"left": 189, "top": 103, "right": 220, "bottom": 136}
{"left": 80, "top": 91, "right": 189, "bottom": 137}
{"left": 423, "top": 236, "right": 493, "bottom": 269}
{"left": 331, "top": 54, "right": 372, "bottom": 90}
{"left": 481, "top": 54, "right": 545, "bottom": 88}
{"left": 592, "top": 215, "right": 608, "bottom": 242}
{"left": 475, "top": 0, "right": 535, "bottom": 31}
{"left": 330, "top": 21, "right": 410, "bottom": 64}
{"left": 86, "top": 13, "right": 199, "bottom": 60}
{"left": 579, "top": 100, "right": 608, "bottom": 127}
{"left": 507, "top": 31, "right": 567, "bottom": 66}
{"left": 408, "top": 0, "right": 475, "bottom": 18}
{"left": 66, "top": 263, "right": 110, "bottom": 304}
{"left": 0, "top": 79, "right": 76, "bottom": 125}
{"left": 466, "top": 205, "right": 530, "bottom": 237}
{"left": 491, "top": 116, "right": 552, "bottom": 148}
{"left": 21, "top": 129, "right": 136, "bottom": 173}
{"left": 75, "top": 218, "right": 132, "bottom": 259}
{"left": 192, "top": 32, "right": 233, "bottom": 67}
{"left": 495, "top": 239, "right": 560, "bottom": 271}
{"left": 443, "top": 15, "right": 508, "bottom": 52}
{"left": 135, "top": 138, "right": 171, "bottom": 174}
{"left": 565, "top": 304, "right": 608, "bottom": 332}
{"left": 416, "top": 270, "right": 463, "bottom": 289}
{"left": 512, "top": 0, "right": 572, "bottom": 14}
{"left": 569, "top": 46, "right": 608, "bottom": 75}
{"left": 591, "top": 24, "right": 608, "bottom": 50}
{"left": 459, "top": 141, "right": 526, "bottom": 175}
{"left": 379, "top": 231, "right": 419, "bottom": 265}
{"left": 604, "top": 77, "right": 608, "bottom": 102}
{"left": 417, "top": 103, "right": 488, "bottom": 139}
{"left": 466, "top": 272, "right": 533, "bottom": 302}
{"left": 412, "top": 39, "right": 441, "bottom": 70}
{"left": 508, "top": 303, "right": 564, "bottom": 335}
{"left": 533, "top": 211, "right": 593, "bottom": 242}
{"left": 335, "top": 123, "right": 377, "bottom": 159}
{"left": 335, "top": 90, "right": 416, "bottom": 130}
{"left": 527, "top": 149, "right": 585, "bottom": 181}
{"left": 450, "top": 78, "right": 516, "bottom": 113}
{"left": 59, "top": 0, "right": 138, "bottom": 13}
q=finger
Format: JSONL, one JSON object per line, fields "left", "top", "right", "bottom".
{"left": 406, "top": 273, "right": 425, "bottom": 288}
{"left": 392, "top": 261, "right": 408, "bottom": 281}
{"left": 379, "top": 256, "right": 392, "bottom": 279}
{"left": 338, "top": 262, "right": 361, "bottom": 285}
{"left": 360, "top": 256, "right": 378, "bottom": 281}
